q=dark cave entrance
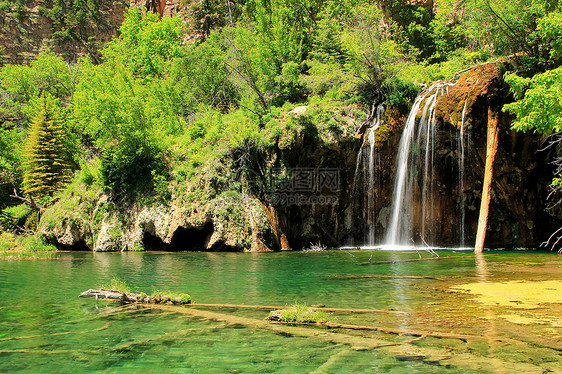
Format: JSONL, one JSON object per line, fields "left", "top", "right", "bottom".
{"left": 169, "top": 222, "right": 215, "bottom": 251}
{"left": 55, "top": 240, "right": 90, "bottom": 251}
{"left": 142, "top": 231, "right": 168, "bottom": 251}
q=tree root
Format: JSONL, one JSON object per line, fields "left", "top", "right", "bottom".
{"left": 0, "top": 322, "right": 111, "bottom": 342}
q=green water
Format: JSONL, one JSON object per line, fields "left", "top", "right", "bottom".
{"left": 1, "top": 250, "right": 561, "bottom": 373}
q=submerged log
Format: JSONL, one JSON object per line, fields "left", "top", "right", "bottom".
{"left": 191, "top": 303, "right": 407, "bottom": 315}
{"left": 79, "top": 289, "right": 191, "bottom": 305}
{"left": 317, "top": 275, "right": 443, "bottom": 280}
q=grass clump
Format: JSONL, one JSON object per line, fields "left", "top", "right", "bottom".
{"left": 0, "top": 233, "right": 58, "bottom": 260}
{"left": 268, "top": 303, "right": 329, "bottom": 324}
{"left": 101, "top": 277, "right": 131, "bottom": 293}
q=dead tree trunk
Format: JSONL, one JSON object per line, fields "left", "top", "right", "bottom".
{"left": 475, "top": 107, "right": 499, "bottom": 253}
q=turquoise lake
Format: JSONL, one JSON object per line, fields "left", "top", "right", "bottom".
{"left": 1, "top": 250, "right": 561, "bottom": 373}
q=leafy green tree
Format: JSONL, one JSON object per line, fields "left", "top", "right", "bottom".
{"left": 437, "top": 0, "right": 561, "bottom": 58}
{"left": 102, "top": 8, "right": 185, "bottom": 78}
{"left": 71, "top": 61, "right": 170, "bottom": 194}
{"left": 341, "top": 2, "right": 415, "bottom": 107}
{"left": 0, "top": 125, "right": 24, "bottom": 208}
{"left": 169, "top": 33, "right": 239, "bottom": 111}
{"left": 0, "top": 50, "right": 75, "bottom": 125}
{"left": 504, "top": 66, "right": 562, "bottom": 135}
{"left": 504, "top": 11, "right": 562, "bottom": 135}
{"left": 70, "top": 10, "right": 194, "bottom": 194}
{"left": 22, "top": 94, "right": 72, "bottom": 198}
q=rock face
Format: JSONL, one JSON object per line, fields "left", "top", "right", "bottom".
{"left": 0, "top": 0, "right": 127, "bottom": 65}
{"left": 262, "top": 61, "right": 560, "bottom": 249}
{"left": 39, "top": 184, "right": 279, "bottom": 252}
{"left": 345, "top": 61, "right": 559, "bottom": 248}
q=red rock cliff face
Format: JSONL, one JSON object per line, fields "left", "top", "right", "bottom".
{"left": 0, "top": 0, "right": 127, "bottom": 65}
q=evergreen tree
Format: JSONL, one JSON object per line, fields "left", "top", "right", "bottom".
{"left": 22, "top": 94, "right": 72, "bottom": 199}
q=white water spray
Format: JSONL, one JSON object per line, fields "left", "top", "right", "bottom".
{"left": 385, "top": 83, "right": 457, "bottom": 246}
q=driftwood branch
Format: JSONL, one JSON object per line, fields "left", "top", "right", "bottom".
{"left": 10, "top": 188, "right": 42, "bottom": 211}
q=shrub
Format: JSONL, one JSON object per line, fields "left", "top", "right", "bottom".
{"left": 19, "top": 234, "right": 53, "bottom": 251}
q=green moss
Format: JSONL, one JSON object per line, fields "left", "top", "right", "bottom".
{"left": 150, "top": 290, "right": 192, "bottom": 304}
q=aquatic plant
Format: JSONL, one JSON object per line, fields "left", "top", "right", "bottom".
{"left": 101, "top": 277, "right": 131, "bottom": 293}
{"left": 268, "top": 304, "right": 329, "bottom": 324}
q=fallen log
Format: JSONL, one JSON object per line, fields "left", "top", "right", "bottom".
{"left": 80, "top": 291, "right": 406, "bottom": 315}
{"left": 191, "top": 303, "right": 407, "bottom": 315}
{"left": 317, "top": 275, "right": 443, "bottom": 280}
{"left": 79, "top": 289, "right": 191, "bottom": 305}
{"left": 136, "top": 304, "right": 547, "bottom": 372}
{"left": 0, "top": 322, "right": 111, "bottom": 342}
{"left": 360, "top": 254, "right": 483, "bottom": 266}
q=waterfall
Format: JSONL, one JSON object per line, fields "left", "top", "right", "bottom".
{"left": 353, "top": 105, "right": 384, "bottom": 247}
{"left": 385, "top": 83, "right": 456, "bottom": 247}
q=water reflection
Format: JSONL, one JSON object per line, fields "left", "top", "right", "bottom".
{"left": 475, "top": 252, "right": 504, "bottom": 373}
{"left": 1, "top": 250, "right": 561, "bottom": 373}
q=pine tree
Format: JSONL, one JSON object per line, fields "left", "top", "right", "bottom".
{"left": 22, "top": 93, "right": 72, "bottom": 198}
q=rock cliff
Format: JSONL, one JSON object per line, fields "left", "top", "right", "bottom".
{"left": 0, "top": 0, "right": 127, "bottom": 64}
{"left": 40, "top": 61, "right": 561, "bottom": 251}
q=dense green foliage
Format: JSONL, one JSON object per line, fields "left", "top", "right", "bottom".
{"left": 1, "top": 0, "right": 561, "bottom": 240}
{"left": 0, "top": 232, "right": 58, "bottom": 259}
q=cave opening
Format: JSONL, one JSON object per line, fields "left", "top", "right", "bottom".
{"left": 142, "top": 231, "right": 168, "bottom": 251}
{"left": 169, "top": 222, "right": 215, "bottom": 251}
{"left": 55, "top": 240, "right": 90, "bottom": 251}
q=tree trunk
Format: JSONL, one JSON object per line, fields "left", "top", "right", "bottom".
{"left": 475, "top": 107, "right": 499, "bottom": 253}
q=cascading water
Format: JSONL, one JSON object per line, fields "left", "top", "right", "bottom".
{"left": 353, "top": 105, "right": 384, "bottom": 247}
{"left": 385, "top": 82, "right": 459, "bottom": 247}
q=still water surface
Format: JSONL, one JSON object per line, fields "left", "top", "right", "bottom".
{"left": 0, "top": 250, "right": 561, "bottom": 373}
